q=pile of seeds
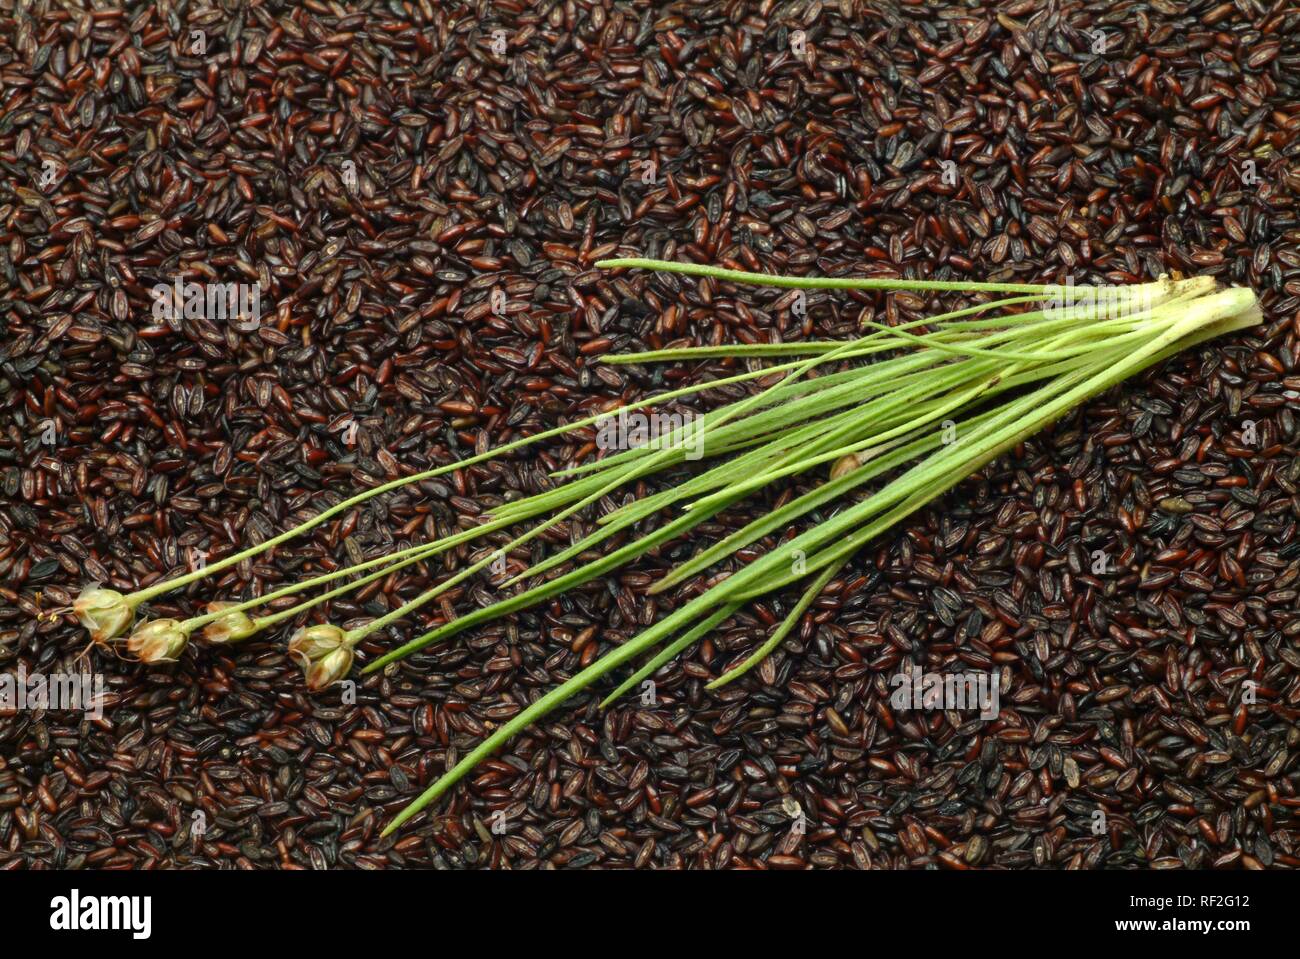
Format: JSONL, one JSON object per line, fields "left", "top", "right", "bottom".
{"left": 1, "top": 0, "right": 1298, "bottom": 868}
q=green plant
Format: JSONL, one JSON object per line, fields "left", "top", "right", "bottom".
{"left": 68, "top": 258, "right": 1259, "bottom": 838}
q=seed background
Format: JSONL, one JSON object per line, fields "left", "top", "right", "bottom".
{"left": 2, "top": 1, "right": 1298, "bottom": 869}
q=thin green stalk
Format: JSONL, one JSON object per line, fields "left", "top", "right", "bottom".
{"left": 596, "top": 258, "right": 1056, "bottom": 294}
{"left": 361, "top": 493, "right": 740, "bottom": 671}
{"left": 599, "top": 603, "right": 742, "bottom": 707}
{"left": 352, "top": 296, "right": 969, "bottom": 645}
{"left": 649, "top": 426, "right": 949, "bottom": 594}
{"left": 249, "top": 538, "right": 454, "bottom": 632}
{"left": 123, "top": 349, "right": 865, "bottom": 607}
{"left": 681, "top": 366, "right": 1002, "bottom": 515}
{"left": 378, "top": 587, "right": 720, "bottom": 835}
{"left": 706, "top": 558, "right": 847, "bottom": 690}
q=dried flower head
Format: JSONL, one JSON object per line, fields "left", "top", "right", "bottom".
{"left": 201, "top": 602, "right": 258, "bottom": 644}
{"left": 305, "top": 646, "right": 354, "bottom": 691}
{"left": 288, "top": 624, "right": 348, "bottom": 667}
{"left": 73, "top": 585, "right": 134, "bottom": 643}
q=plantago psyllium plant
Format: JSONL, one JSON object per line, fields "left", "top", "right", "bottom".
{"left": 65, "top": 257, "right": 1260, "bottom": 837}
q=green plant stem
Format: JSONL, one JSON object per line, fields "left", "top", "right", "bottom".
{"left": 378, "top": 591, "right": 717, "bottom": 835}
{"left": 599, "top": 603, "right": 742, "bottom": 707}
{"left": 249, "top": 537, "right": 457, "bottom": 632}
{"left": 596, "top": 258, "right": 1055, "bottom": 294}
{"left": 124, "top": 353, "right": 855, "bottom": 607}
{"left": 707, "top": 558, "right": 847, "bottom": 689}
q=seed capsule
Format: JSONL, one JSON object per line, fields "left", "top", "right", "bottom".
{"left": 127, "top": 619, "right": 189, "bottom": 663}
{"left": 288, "top": 624, "right": 348, "bottom": 665}
{"left": 201, "top": 602, "right": 258, "bottom": 644}
{"left": 305, "top": 646, "right": 355, "bottom": 690}
{"left": 73, "top": 586, "right": 134, "bottom": 643}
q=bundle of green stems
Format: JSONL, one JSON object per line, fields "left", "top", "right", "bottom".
{"left": 62, "top": 259, "right": 1260, "bottom": 836}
